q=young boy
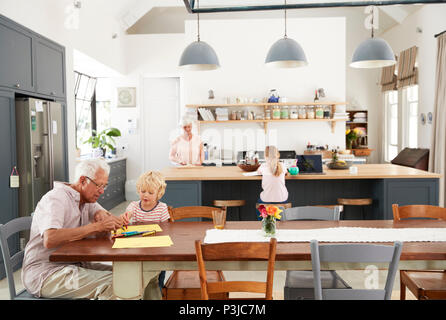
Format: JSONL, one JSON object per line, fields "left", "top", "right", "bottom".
{"left": 122, "top": 171, "right": 169, "bottom": 223}
{"left": 120, "top": 170, "right": 169, "bottom": 297}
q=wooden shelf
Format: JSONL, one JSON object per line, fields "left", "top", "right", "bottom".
{"left": 198, "top": 118, "right": 346, "bottom": 134}
{"left": 187, "top": 102, "right": 347, "bottom": 108}
{"left": 190, "top": 102, "right": 348, "bottom": 134}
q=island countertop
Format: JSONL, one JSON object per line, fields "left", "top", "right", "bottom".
{"left": 160, "top": 164, "right": 441, "bottom": 181}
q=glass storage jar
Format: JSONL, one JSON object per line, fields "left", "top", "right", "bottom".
{"left": 323, "top": 105, "right": 331, "bottom": 119}
{"left": 272, "top": 106, "right": 281, "bottom": 120}
{"left": 265, "top": 109, "right": 271, "bottom": 120}
{"left": 298, "top": 106, "right": 307, "bottom": 119}
{"left": 306, "top": 106, "right": 315, "bottom": 119}
{"left": 289, "top": 106, "right": 298, "bottom": 119}
{"left": 315, "top": 105, "right": 324, "bottom": 119}
{"left": 281, "top": 106, "right": 289, "bottom": 119}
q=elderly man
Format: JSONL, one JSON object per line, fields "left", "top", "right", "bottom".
{"left": 22, "top": 158, "right": 128, "bottom": 299}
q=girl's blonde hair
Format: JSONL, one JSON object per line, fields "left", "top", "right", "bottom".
{"left": 136, "top": 171, "right": 167, "bottom": 201}
{"left": 265, "top": 145, "right": 283, "bottom": 177}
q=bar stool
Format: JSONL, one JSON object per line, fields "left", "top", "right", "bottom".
{"left": 213, "top": 200, "right": 246, "bottom": 221}
{"left": 337, "top": 198, "right": 372, "bottom": 220}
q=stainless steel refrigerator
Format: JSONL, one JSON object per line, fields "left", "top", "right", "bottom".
{"left": 15, "top": 98, "right": 66, "bottom": 218}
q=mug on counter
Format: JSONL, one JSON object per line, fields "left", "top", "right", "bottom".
{"left": 288, "top": 166, "right": 299, "bottom": 175}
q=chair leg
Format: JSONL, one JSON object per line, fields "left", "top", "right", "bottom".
{"left": 400, "top": 271, "right": 406, "bottom": 300}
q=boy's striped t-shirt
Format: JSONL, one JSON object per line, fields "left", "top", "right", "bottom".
{"left": 126, "top": 201, "right": 170, "bottom": 223}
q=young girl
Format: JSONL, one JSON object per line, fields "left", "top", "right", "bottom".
{"left": 123, "top": 171, "right": 170, "bottom": 224}
{"left": 256, "top": 146, "right": 289, "bottom": 219}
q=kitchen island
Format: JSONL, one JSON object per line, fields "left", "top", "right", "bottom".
{"left": 160, "top": 164, "right": 441, "bottom": 220}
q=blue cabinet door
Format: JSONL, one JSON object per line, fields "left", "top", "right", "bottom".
{"left": 35, "top": 38, "right": 65, "bottom": 98}
{"left": 0, "top": 19, "right": 34, "bottom": 92}
{"left": 0, "top": 90, "right": 18, "bottom": 279}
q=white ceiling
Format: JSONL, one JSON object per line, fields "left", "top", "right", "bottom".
{"left": 125, "top": 3, "right": 423, "bottom": 35}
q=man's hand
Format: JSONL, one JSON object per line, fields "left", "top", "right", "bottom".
{"left": 94, "top": 215, "right": 121, "bottom": 233}
{"left": 120, "top": 212, "right": 131, "bottom": 225}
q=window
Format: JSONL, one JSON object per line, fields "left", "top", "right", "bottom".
{"left": 384, "top": 90, "right": 398, "bottom": 162}
{"left": 403, "top": 85, "right": 418, "bottom": 149}
{"left": 74, "top": 71, "right": 112, "bottom": 156}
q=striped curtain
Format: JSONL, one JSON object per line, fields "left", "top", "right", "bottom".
{"left": 380, "top": 62, "right": 397, "bottom": 92}
{"left": 397, "top": 46, "right": 418, "bottom": 89}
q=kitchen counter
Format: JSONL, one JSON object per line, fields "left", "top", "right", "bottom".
{"left": 160, "top": 164, "right": 440, "bottom": 221}
{"left": 160, "top": 164, "right": 440, "bottom": 181}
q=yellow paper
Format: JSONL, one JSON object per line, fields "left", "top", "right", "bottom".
{"left": 112, "top": 236, "right": 173, "bottom": 249}
{"left": 115, "top": 224, "right": 162, "bottom": 235}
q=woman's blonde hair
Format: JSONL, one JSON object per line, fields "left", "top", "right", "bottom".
{"left": 136, "top": 171, "right": 167, "bottom": 201}
{"left": 265, "top": 145, "right": 283, "bottom": 177}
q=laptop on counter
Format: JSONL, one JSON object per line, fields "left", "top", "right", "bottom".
{"left": 296, "top": 155, "right": 326, "bottom": 175}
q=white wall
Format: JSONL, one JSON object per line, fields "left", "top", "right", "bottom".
{"left": 116, "top": 17, "right": 346, "bottom": 179}
{"left": 380, "top": 4, "right": 446, "bottom": 152}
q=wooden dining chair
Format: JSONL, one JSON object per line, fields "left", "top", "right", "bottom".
{"left": 162, "top": 206, "right": 227, "bottom": 300}
{"left": 393, "top": 204, "right": 446, "bottom": 300}
{"left": 195, "top": 238, "right": 277, "bottom": 300}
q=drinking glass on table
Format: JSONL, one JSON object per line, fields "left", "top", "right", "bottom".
{"left": 212, "top": 210, "right": 226, "bottom": 229}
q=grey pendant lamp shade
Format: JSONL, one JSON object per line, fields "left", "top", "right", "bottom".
{"left": 350, "top": 37, "right": 396, "bottom": 68}
{"left": 179, "top": 40, "right": 220, "bottom": 71}
{"left": 350, "top": 7, "right": 396, "bottom": 69}
{"left": 179, "top": 0, "right": 220, "bottom": 71}
{"left": 265, "top": 37, "right": 308, "bottom": 68}
{"left": 265, "top": 0, "right": 307, "bottom": 68}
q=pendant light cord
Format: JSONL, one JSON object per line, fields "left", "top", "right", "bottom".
{"left": 197, "top": 0, "right": 200, "bottom": 41}
{"left": 371, "top": 6, "right": 375, "bottom": 38}
{"left": 284, "top": 0, "right": 287, "bottom": 38}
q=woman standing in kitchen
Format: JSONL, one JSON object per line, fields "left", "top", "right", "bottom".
{"left": 169, "top": 118, "right": 204, "bottom": 166}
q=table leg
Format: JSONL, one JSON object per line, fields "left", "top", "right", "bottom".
{"left": 113, "top": 261, "right": 143, "bottom": 299}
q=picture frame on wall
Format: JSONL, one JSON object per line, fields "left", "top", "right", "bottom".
{"left": 117, "top": 87, "right": 136, "bottom": 107}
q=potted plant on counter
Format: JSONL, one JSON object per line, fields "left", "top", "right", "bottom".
{"left": 84, "top": 127, "right": 121, "bottom": 157}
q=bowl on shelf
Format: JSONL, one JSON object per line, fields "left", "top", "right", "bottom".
{"left": 327, "top": 161, "right": 352, "bottom": 170}
{"left": 237, "top": 162, "right": 260, "bottom": 172}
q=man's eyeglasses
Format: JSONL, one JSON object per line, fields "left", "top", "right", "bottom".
{"left": 86, "top": 176, "right": 108, "bottom": 191}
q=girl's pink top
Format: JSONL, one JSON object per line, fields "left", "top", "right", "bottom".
{"left": 257, "top": 163, "right": 288, "bottom": 202}
{"left": 169, "top": 134, "right": 202, "bottom": 165}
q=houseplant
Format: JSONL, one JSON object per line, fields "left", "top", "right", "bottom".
{"left": 84, "top": 127, "right": 121, "bottom": 156}
{"left": 258, "top": 205, "right": 282, "bottom": 237}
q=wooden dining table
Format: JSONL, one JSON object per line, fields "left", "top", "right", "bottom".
{"left": 50, "top": 220, "right": 446, "bottom": 299}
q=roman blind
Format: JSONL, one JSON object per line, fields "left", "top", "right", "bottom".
{"left": 380, "top": 62, "right": 397, "bottom": 92}
{"left": 397, "top": 46, "right": 418, "bottom": 89}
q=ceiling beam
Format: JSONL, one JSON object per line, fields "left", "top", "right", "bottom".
{"left": 183, "top": 0, "right": 445, "bottom": 14}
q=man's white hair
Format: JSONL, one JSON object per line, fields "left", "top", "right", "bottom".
{"left": 73, "top": 158, "right": 110, "bottom": 183}
{"left": 180, "top": 117, "right": 194, "bottom": 127}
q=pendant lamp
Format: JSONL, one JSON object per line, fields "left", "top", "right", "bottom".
{"left": 179, "top": 0, "right": 220, "bottom": 71}
{"left": 265, "top": 0, "right": 307, "bottom": 68}
{"left": 350, "top": 7, "right": 396, "bottom": 68}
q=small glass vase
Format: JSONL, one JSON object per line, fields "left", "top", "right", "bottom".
{"left": 262, "top": 217, "right": 276, "bottom": 237}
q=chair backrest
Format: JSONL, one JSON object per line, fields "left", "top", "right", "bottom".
{"left": 0, "top": 216, "right": 32, "bottom": 299}
{"left": 282, "top": 206, "right": 340, "bottom": 221}
{"left": 195, "top": 238, "right": 277, "bottom": 300}
{"left": 311, "top": 239, "right": 403, "bottom": 300}
{"left": 392, "top": 204, "right": 446, "bottom": 221}
{"left": 168, "top": 206, "right": 222, "bottom": 222}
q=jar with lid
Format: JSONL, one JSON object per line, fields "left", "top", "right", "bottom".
{"left": 323, "top": 105, "right": 331, "bottom": 119}
{"left": 265, "top": 109, "right": 271, "bottom": 120}
{"left": 289, "top": 106, "right": 298, "bottom": 119}
{"left": 306, "top": 106, "right": 315, "bottom": 119}
{"left": 315, "top": 105, "right": 324, "bottom": 119}
{"left": 272, "top": 106, "right": 281, "bottom": 120}
{"left": 298, "top": 106, "right": 307, "bottom": 119}
{"left": 281, "top": 106, "right": 289, "bottom": 119}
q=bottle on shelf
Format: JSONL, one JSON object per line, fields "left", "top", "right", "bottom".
{"left": 314, "top": 90, "right": 319, "bottom": 103}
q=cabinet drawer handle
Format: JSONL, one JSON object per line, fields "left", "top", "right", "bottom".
{"left": 15, "top": 83, "right": 20, "bottom": 88}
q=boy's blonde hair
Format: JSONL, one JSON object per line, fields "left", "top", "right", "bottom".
{"left": 265, "top": 145, "right": 283, "bottom": 177}
{"left": 136, "top": 171, "right": 167, "bottom": 201}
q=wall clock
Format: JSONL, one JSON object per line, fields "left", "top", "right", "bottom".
{"left": 117, "top": 87, "right": 136, "bottom": 107}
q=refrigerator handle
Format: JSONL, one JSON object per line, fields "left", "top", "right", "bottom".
{"left": 46, "top": 102, "right": 54, "bottom": 189}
